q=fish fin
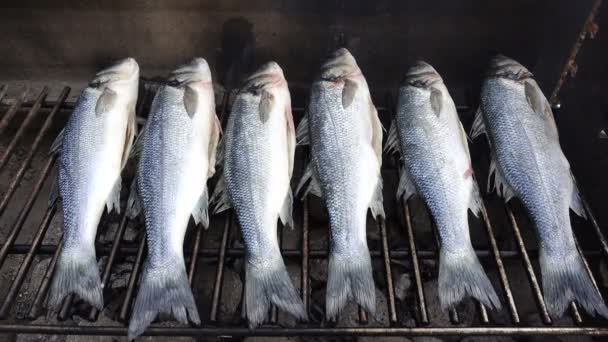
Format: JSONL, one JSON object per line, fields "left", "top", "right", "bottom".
{"left": 210, "top": 175, "right": 231, "bottom": 213}
{"left": 191, "top": 187, "right": 210, "bottom": 229}
{"left": 396, "top": 166, "right": 416, "bottom": 201}
{"left": 259, "top": 90, "right": 274, "bottom": 123}
{"left": 183, "top": 85, "right": 198, "bottom": 118}
{"left": 524, "top": 79, "right": 546, "bottom": 116}
{"left": 49, "top": 128, "right": 64, "bottom": 155}
{"left": 207, "top": 113, "right": 222, "bottom": 178}
{"left": 459, "top": 121, "right": 472, "bottom": 154}
{"left": 488, "top": 156, "right": 515, "bottom": 202}
{"left": 470, "top": 107, "right": 486, "bottom": 140}
{"left": 244, "top": 251, "right": 307, "bottom": 327}
{"left": 438, "top": 245, "right": 501, "bottom": 310}
{"left": 369, "top": 99, "right": 383, "bottom": 163}
{"left": 540, "top": 248, "right": 608, "bottom": 319}
{"left": 126, "top": 177, "right": 141, "bottom": 219}
{"left": 129, "top": 118, "right": 148, "bottom": 160}
{"left": 384, "top": 119, "right": 400, "bottom": 154}
{"left": 295, "top": 114, "right": 310, "bottom": 145}
{"left": 468, "top": 179, "right": 482, "bottom": 217}
{"left": 95, "top": 87, "right": 117, "bottom": 117}
{"left": 326, "top": 246, "right": 376, "bottom": 319}
{"left": 342, "top": 78, "right": 358, "bottom": 109}
{"left": 286, "top": 104, "right": 296, "bottom": 177}
{"left": 48, "top": 166, "right": 60, "bottom": 208}
{"left": 128, "top": 258, "right": 200, "bottom": 340}
{"left": 295, "top": 162, "right": 322, "bottom": 199}
{"left": 279, "top": 189, "right": 294, "bottom": 229}
{"left": 106, "top": 176, "right": 122, "bottom": 214}
{"left": 570, "top": 178, "right": 587, "bottom": 219}
{"left": 370, "top": 176, "right": 385, "bottom": 219}
{"left": 47, "top": 246, "right": 103, "bottom": 311}
{"left": 120, "top": 107, "right": 137, "bottom": 169}
{"left": 430, "top": 87, "right": 443, "bottom": 117}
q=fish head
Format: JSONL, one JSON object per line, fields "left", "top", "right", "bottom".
{"left": 402, "top": 61, "right": 443, "bottom": 88}
{"left": 486, "top": 55, "right": 533, "bottom": 82}
{"left": 240, "top": 61, "right": 287, "bottom": 94}
{"left": 168, "top": 58, "right": 213, "bottom": 87}
{"left": 318, "top": 48, "right": 361, "bottom": 82}
{"left": 90, "top": 58, "right": 139, "bottom": 87}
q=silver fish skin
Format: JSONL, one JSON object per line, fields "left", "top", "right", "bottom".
{"left": 392, "top": 61, "right": 500, "bottom": 310}
{"left": 48, "top": 58, "right": 139, "bottom": 311}
{"left": 474, "top": 55, "right": 608, "bottom": 318}
{"left": 221, "top": 62, "right": 304, "bottom": 327}
{"left": 127, "top": 58, "right": 221, "bottom": 340}
{"left": 306, "top": 48, "right": 383, "bottom": 318}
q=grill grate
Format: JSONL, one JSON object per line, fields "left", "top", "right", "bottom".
{"left": 0, "top": 82, "right": 607, "bottom": 338}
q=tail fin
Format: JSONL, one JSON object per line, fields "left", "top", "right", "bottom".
{"left": 326, "top": 247, "right": 376, "bottom": 319}
{"left": 541, "top": 249, "right": 608, "bottom": 318}
{"left": 128, "top": 258, "right": 200, "bottom": 340}
{"left": 244, "top": 253, "right": 307, "bottom": 327}
{"left": 47, "top": 247, "right": 103, "bottom": 311}
{"left": 438, "top": 246, "right": 501, "bottom": 310}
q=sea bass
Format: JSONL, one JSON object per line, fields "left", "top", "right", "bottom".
{"left": 471, "top": 55, "right": 608, "bottom": 318}
{"left": 127, "top": 58, "right": 221, "bottom": 339}
{"left": 48, "top": 58, "right": 139, "bottom": 310}
{"left": 296, "top": 48, "right": 384, "bottom": 318}
{"left": 211, "top": 62, "right": 305, "bottom": 327}
{"left": 385, "top": 62, "right": 500, "bottom": 310}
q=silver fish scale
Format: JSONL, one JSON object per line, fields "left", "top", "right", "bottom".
{"left": 309, "top": 81, "right": 369, "bottom": 255}
{"left": 396, "top": 87, "right": 470, "bottom": 250}
{"left": 138, "top": 86, "right": 196, "bottom": 265}
{"left": 481, "top": 78, "right": 575, "bottom": 255}
{"left": 59, "top": 88, "right": 110, "bottom": 248}
{"left": 224, "top": 92, "right": 278, "bottom": 264}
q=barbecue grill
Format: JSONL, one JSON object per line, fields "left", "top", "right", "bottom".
{"left": 1, "top": 0, "right": 607, "bottom": 340}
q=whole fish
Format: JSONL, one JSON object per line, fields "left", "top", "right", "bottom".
{"left": 385, "top": 61, "right": 500, "bottom": 309}
{"left": 296, "top": 48, "right": 384, "bottom": 318}
{"left": 127, "top": 58, "right": 221, "bottom": 339}
{"left": 211, "top": 62, "right": 305, "bottom": 327}
{"left": 472, "top": 55, "right": 608, "bottom": 318}
{"left": 48, "top": 58, "right": 139, "bottom": 310}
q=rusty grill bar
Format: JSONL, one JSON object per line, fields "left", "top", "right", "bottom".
{"left": 0, "top": 82, "right": 607, "bottom": 338}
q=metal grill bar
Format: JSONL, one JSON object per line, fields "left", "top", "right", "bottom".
{"left": 0, "top": 87, "right": 48, "bottom": 170}
{"left": 0, "top": 88, "right": 28, "bottom": 135}
{"left": 402, "top": 200, "right": 429, "bottom": 325}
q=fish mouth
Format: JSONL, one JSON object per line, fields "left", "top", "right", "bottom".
{"left": 90, "top": 57, "right": 139, "bottom": 87}
{"left": 486, "top": 54, "right": 533, "bottom": 81}
{"left": 241, "top": 61, "right": 286, "bottom": 92}
{"left": 402, "top": 61, "right": 442, "bottom": 88}
{"left": 319, "top": 48, "right": 361, "bottom": 81}
{"left": 168, "top": 58, "right": 212, "bottom": 86}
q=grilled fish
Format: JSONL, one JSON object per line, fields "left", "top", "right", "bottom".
{"left": 211, "top": 61, "right": 305, "bottom": 327}
{"left": 127, "top": 58, "right": 221, "bottom": 339}
{"left": 471, "top": 55, "right": 608, "bottom": 318}
{"left": 48, "top": 58, "right": 139, "bottom": 311}
{"left": 296, "top": 48, "right": 384, "bottom": 318}
{"left": 385, "top": 61, "right": 500, "bottom": 309}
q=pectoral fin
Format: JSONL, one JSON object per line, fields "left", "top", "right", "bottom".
{"left": 342, "top": 79, "right": 358, "bottom": 109}
{"left": 430, "top": 87, "right": 443, "bottom": 117}
{"left": 259, "top": 90, "right": 274, "bottom": 123}
{"left": 184, "top": 85, "right": 198, "bottom": 118}
{"left": 296, "top": 115, "right": 310, "bottom": 145}
{"left": 95, "top": 87, "right": 118, "bottom": 117}
{"left": 192, "top": 187, "right": 210, "bottom": 229}
{"left": 384, "top": 119, "right": 400, "bottom": 154}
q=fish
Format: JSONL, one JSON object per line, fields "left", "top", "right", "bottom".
{"left": 210, "top": 61, "right": 306, "bottom": 327}
{"left": 385, "top": 61, "right": 500, "bottom": 310}
{"left": 126, "top": 58, "right": 221, "bottom": 339}
{"left": 471, "top": 55, "right": 608, "bottom": 318}
{"left": 47, "top": 58, "right": 139, "bottom": 311}
{"left": 296, "top": 48, "right": 384, "bottom": 319}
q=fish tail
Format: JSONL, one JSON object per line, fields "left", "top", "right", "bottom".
{"left": 128, "top": 257, "right": 200, "bottom": 340}
{"left": 244, "top": 252, "right": 307, "bottom": 327}
{"left": 438, "top": 245, "right": 501, "bottom": 310}
{"left": 47, "top": 246, "right": 103, "bottom": 311}
{"left": 326, "top": 246, "right": 376, "bottom": 319}
{"left": 540, "top": 248, "right": 608, "bottom": 318}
